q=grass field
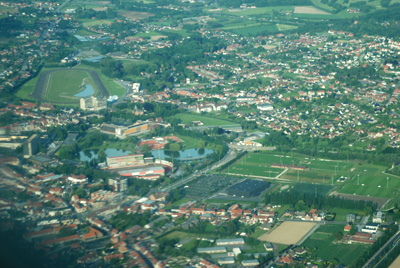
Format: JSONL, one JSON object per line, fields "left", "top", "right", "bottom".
{"left": 44, "top": 69, "right": 98, "bottom": 104}
{"left": 259, "top": 221, "right": 316, "bottom": 244}
{"left": 291, "top": 183, "right": 334, "bottom": 196}
{"left": 173, "top": 113, "right": 238, "bottom": 126}
{"left": 75, "top": 64, "right": 125, "bottom": 96}
{"left": 224, "top": 6, "right": 294, "bottom": 16}
{"left": 82, "top": 19, "right": 114, "bottom": 27}
{"left": 229, "top": 24, "right": 279, "bottom": 35}
{"left": 301, "top": 224, "right": 370, "bottom": 266}
{"left": 17, "top": 65, "right": 125, "bottom": 102}
{"left": 223, "top": 151, "right": 398, "bottom": 198}
{"left": 16, "top": 71, "right": 41, "bottom": 100}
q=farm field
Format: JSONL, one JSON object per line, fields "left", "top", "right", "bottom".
{"left": 301, "top": 224, "right": 370, "bottom": 266}
{"left": 118, "top": 10, "right": 153, "bottom": 20}
{"left": 294, "top": 6, "right": 330, "bottom": 14}
{"left": 228, "top": 24, "right": 279, "bottom": 36}
{"left": 389, "top": 255, "right": 400, "bottom": 268}
{"left": 223, "top": 151, "right": 398, "bottom": 198}
{"left": 259, "top": 221, "right": 316, "bottom": 244}
{"left": 173, "top": 113, "right": 238, "bottom": 127}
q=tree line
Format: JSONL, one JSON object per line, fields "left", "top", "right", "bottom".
{"left": 264, "top": 191, "right": 377, "bottom": 212}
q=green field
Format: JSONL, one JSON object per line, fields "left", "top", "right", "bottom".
{"left": 76, "top": 64, "right": 125, "bottom": 97}
{"left": 43, "top": 69, "right": 98, "bottom": 104}
{"left": 229, "top": 24, "right": 280, "bottom": 35}
{"left": 223, "top": 151, "right": 398, "bottom": 198}
{"left": 291, "top": 183, "right": 334, "bottom": 196}
{"left": 173, "top": 113, "right": 238, "bottom": 127}
{"left": 302, "top": 224, "right": 370, "bottom": 266}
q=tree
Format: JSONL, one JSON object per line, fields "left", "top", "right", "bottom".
{"left": 334, "top": 232, "right": 343, "bottom": 241}
{"left": 98, "top": 148, "right": 106, "bottom": 162}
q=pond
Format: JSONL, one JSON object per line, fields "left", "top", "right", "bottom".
{"left": 79, "top": 148, "right": 132, "bottom": 161}
{"left": 151, "top": 148, "right": 214, "bottom": 161}
{"left": 74, "top": 84, "right": 94, "bottom": 98}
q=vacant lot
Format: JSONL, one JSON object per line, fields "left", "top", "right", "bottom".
{"left": 294, "top": 6, "right": 330, "bottom": 14}
{"left": 389, "top": 255, "right": 400, "bottom": 268}
{"left": 259, "top": 221, "right": 316, "bottom": 245}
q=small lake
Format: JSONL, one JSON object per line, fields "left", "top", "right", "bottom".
{"left": 74, "top": 84, "right": 94, "bottom": 98}
{"left": 79, "top": 148, "right": 132, "bottom": 161}
{"left": 85, "top": 56, "right": 104, "bottom": 63}
{"left": 151, "top": 148, "right": 214, "bottom": 161}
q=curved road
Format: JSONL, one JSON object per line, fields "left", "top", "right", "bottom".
{"left": 159, "top": 147, "right": 237, "bottom": 193}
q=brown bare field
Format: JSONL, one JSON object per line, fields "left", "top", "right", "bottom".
{"left": 258, "top": 221, "right": 316, "bottom": 245}
{"left": 151, "top": 35, "right": 167, "bottom": 41}
{"left": 119, "top": 11, "right": 153, "bottom": 20}
{"left": 294, "top": 6, "right": 330, "bottom": 15}
{"left": 389, "top": 255, "right": 400, "bottom": 268}
{"left": 330, "top": 191, "right": 389, "bottom": 209}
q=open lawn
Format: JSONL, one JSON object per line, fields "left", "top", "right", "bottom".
{"left": 224, "top": 6, "right": 294, "bottom": 16}
{"left": 82, "top": 19, "right": 114, "bottom": 27}
{"left": 222, "top": 151, "right": 397, "bottom": 198}
{"left": 118, "top": 10, "right": 152, "bottom": 20}
{"left": 294, "top": 6, "right": 330, "bottom": 14}
{"left": 173, "top": 113, "right": 238, "bottom": 127}
{"left": 16, "top": 71, "right": 41, "bottom": 100}
{"left": 291, "top": 183, "right": 334, "bottom": 196}
{"left": 276, "top": 24, "right": 298, "bottom": 31}
{"left": 76, "top": 64, "right": 125, "bottom": 96}
{"left": 44, "top": 69, "right": 98, "bottom": 104}
{"left": 259, "top": 221, "right": 316, "bottom": 244}
{"left": 302, "top": 224, "right": 370, "bottom": 266}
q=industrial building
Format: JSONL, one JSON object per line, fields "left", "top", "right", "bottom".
{"left": 226, "top": 179, "right": 270, "bottom": 198}
{"left": 109, "top": 177, "right": 128, "bottom": 192}
{"left": 23, "top": 134, "right": 39, "bottom": 156}
{"left": 117, "top": 166, "right": 165, "bottom": 180}
{"left": 107, "top": 154, "right": 145, "bottom": 169}
{"left": 80, "top": 96, "right": 107, "bottom": 111}
{"left": 215, "top": 238, "right": 245, "bottom": 246}
{"left": 197, "top": 247, "right": 227, "bottom": 254}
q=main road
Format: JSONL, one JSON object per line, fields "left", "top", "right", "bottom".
{"left": 159, "top": 147, "right": 238, "bottom": 193}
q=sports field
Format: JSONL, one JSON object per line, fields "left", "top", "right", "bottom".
{"left": 42, "top": 69, "right": 99, "bottom": 104}
{"left": 258, "top": 221, "right": 316, "bottom": 244}
{"left": 224, "top": 151, "right": 398, "bottom": 198}
{"left": 28, "top": 68, "right": 114, "bottom": 105}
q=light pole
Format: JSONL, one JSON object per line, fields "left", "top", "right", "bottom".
{"left": 387, "top": 177, "right": 389, "bottom": 189}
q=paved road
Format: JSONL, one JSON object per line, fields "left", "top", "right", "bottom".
{"left": 296, "top": 222, "right": 322, "bottom": 246}
{"left": 159, "top": 147, "right": 236, "bottom": 192}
